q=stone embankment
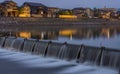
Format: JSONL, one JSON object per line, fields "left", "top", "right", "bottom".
{"left": 0, "top": 17, "right": 120, "bottom": 31}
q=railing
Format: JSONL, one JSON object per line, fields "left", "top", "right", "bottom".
{"left": 0, "top": 37, "right": 120, "bottom": 71}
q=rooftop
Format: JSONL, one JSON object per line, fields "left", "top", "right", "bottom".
{"left": 24, "top": 2, "right": 47, "bottom": 7}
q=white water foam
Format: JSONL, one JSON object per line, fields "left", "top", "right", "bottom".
{"left": 0, "top": 48, "right": 118, "bottom": 74}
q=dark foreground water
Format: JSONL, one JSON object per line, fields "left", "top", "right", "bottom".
{"left": 0, "top": 26, "right": 120, "bottom": 49}
{"left": 0, "top": 49, "right": 118, "bottom": 74}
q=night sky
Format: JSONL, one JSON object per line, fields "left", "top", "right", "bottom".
{"left": 0, "top": 0, "right": 120, "bottom": 9}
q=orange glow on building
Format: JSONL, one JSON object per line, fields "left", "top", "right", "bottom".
{"left": 19, "top": 6, "right": 31, "bottom": 17}
{"left": 19, "top": 32, "right": 31, "bottom": 38}
{"left": 59, "top": 15, "right": 77, "bottom": 19}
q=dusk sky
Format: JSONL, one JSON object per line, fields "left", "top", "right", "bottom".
{"left": 0, "top": 0, "right": 120, "bottom": 9}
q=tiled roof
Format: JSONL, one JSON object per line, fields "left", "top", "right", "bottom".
{"left": 0, "top": 1, "right": 17, "bottom": 7}
{"left": 24, "top": 2, "right": 47, "bottom": 7}
{"left": 2, "top": 0, "right": 17, "bottom": 4}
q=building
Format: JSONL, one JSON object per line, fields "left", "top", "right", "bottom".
{"left": 72, "top": 7, "right": 94, "bottom": 18}
{"left": 72, "top": 7, "right": 86, "bottom": 18}
{"left": 99, "top": 10, "right": 111, "bottom": 19}
{"left": 117, "top": 9, "right": 120, "bottom": 19}
{"left": 23, "top": 2, "right": 48, "bottom": 17}
{"left": 19, "top": 5, "right": 31, "bottom": 17}
{"left": 0, "top": 1, "right": 60, "bottom": 18}
{"left": 47, "top": 7, "right": 59, "bottom": 18}
{"left": 0, "top": 4, "right": 3, "bottom": 16}
{"left": 99, "top": 8, "right": 117, "bottom": 19}
{"left": 86, "top": 8, "right": 94, "bottom": 18}
{"left": 0, "top": 0, "right": 18, "bottom": 17}
{"left": 100, "top": 8, "right": 116, "bottom": 13}
{"left": 20, "top": 2, "right": 60, "bottom": 18}
{"left": 58, "top": 9, "right": 77, "bottom": 19}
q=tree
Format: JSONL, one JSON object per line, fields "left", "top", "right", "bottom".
{"left": 19, "top": 7, "right": 24, "bottom": 14}
{"left": 58, "top": 10, "right": 73, "bottom": 15}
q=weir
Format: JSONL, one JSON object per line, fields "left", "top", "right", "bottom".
{"left": 0, "top": 37, "right": 120, "bottom": 70}
{"left": 11, "top": 38, "right": 25, "bottom": 50}
{"left": 3, "top": 37, "right": 16, "bottom": 49}
{"left": 22, "top": 39, "right": 36, "bottom": 52}
{"left": 58, "top": 44, "right": 81, "bottom": 61}
{"left": 33, "top": 41, "right": 49, "bottom": 56}
{"left": 0, "top": 37, "right": 5, "bottom": 47}
{"left": 100, "top": 48, "right": 120, "bottom": 69}
{"left": 46, "top": 42, "right": 64, "bottom": 58}
{"left": 78, "top": 46, "right": 102, "bottom": 65}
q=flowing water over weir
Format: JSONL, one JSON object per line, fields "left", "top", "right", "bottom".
{"left": 33, "top": 41, "right": 49, "bottom": 56}
{"left": 78, "top": 46, "right": 102, "bottom": 65}
{"left": 0, "top": 37, "right": 120, "bottom": 70}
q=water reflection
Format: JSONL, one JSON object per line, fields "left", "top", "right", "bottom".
{"left": 19, "top": 32, "right": 31, "bottom": 39}
{"left": 0, "top": 27, "right": 120, "bottom": 49}
{"left": 0, "top": 27, "right": 120, "bottom": 40}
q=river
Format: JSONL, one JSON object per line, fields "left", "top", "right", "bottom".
{"left": 0, "top": 26, "right": 120, "bottom": 49}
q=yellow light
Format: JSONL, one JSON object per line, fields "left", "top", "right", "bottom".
{"left": 59, "top": 15, "right": 77, "bottom": 19}
{"left": 19, "top": 32, "right": 31, "bottom": 38}
{"left": 19, "top": 14, "right": 30, "bottom": 17}
{"left": 59, "top": 30, "right": 76, "bottom": 36}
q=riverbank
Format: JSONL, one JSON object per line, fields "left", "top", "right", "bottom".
{"left": 0, "top": 17, "right": 120, "bottom": 26}
{"left": 0, "top": 17, "right": 120, "bottom": 32}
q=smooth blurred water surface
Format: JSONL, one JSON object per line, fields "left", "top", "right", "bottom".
{"left": 0, "top": 27, "right": 120, "bottom": 49}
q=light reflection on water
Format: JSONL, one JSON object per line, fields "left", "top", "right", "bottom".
{"left": 0, "top": 27, "right": 120, "bottom": 49}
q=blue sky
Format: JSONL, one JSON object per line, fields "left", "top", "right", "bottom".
{"left": 0, "top": 0, "right": 120, "bottom": 9}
